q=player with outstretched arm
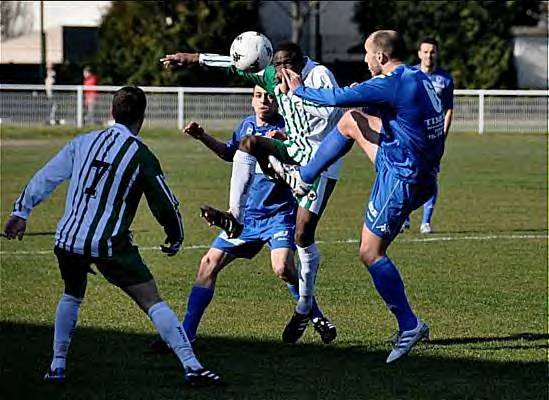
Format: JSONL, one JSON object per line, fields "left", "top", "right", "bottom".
{"left": 277, "top": 30, "right": 445, "bottom": 363}
{"left": 150, "top": 86, "right": 336, "bottom": 352}
{"left": 161, "top": 42, "right": 342, "bottom": 343}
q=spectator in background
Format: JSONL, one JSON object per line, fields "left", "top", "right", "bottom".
{"left": 83, "top": 66, "right": 99, "bottom": 125}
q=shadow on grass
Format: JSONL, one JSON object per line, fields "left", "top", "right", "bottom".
{"left": 430, "top": 332, "right": 549, "bottom": 346}
{"left": 1, "top": 321, "right": 546, "bottom": 400}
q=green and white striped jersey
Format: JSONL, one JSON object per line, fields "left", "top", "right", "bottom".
{"left": 12, "top": 123, "right": 183, "bottom": 258}
{"left": 199, "top": 54, "right": 343, "bottom": 179}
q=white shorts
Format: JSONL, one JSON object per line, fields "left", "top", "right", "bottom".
{"left": 297, "top": 174, "right": 337, "bottom": 217}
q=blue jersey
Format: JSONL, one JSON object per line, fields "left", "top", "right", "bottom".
{"left": 293, "top": 64, "right": 445, "bottom": 182}
{"left": 225, "top": 115, "right": 296, "bottom": 220}
{"left": 413, "top": 65, "right": 454, "bottom": 112}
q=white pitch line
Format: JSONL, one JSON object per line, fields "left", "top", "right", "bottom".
{"left": 318, "top": 233, "right": 548, "bottom": 244}
{"left": 0, "top": 233, "right": 546, "bottom": 256}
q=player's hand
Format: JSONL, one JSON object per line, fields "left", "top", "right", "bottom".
{"left": 281, "top": 68, "right": 303, "bottom": 92}
{"left": 279, "top": 73, "right": 290, "bottom": 94}
{"left": 266, "top": 130, "right": 287, "bottom": 140}
{"left": 160, "top": 237, "right": 182, "bottom": 257}
{"left": 3, "top": 215, "right": 26, "bottom": 240}
{"left": 160, "top": 52, "right": 200, "bottom": 69}
{"left": 184, "top": 121, "right": 205, "bottom": 139}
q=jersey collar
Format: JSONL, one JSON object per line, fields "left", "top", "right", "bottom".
{"left": 112, "top": 123, "right": 142, "bottom": 141}
{"left": 301, "top": 57, "right": 319, "bottom": 79}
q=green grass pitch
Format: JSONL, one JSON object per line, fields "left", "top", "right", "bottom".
{"left": 1, "top": 126, "right": 547, "bottom": 399}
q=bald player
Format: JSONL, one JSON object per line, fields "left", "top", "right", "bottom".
{"left": 276, "top": 30, "right": 444, "bottom": 363}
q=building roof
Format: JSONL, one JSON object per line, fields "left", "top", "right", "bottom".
{"left": 511, "top": 25, "right": 549, "bottom": 37}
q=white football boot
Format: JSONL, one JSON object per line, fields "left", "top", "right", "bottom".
{"left": 420, "top": 223, "right": 432, "bottom": 234}
{"left": 386, "top": 319, "right": 429, "bottom": 364}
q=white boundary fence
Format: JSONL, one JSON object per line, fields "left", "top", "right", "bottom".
{"left": 0, "top": 84, "right": 547, "bottom": 133}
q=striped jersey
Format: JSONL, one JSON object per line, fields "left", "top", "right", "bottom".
{"left": 11, "top": 123, "right": 183, "bottom": 258}
{"left": 199, "top": 54, "right": 343, "bottom": 179}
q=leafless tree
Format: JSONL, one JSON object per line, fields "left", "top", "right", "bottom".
{"left": 272, "top": 1, "right": 328, "bottom": 44}
{"left": 0, "top": 1, "right": 33, "bottom": 40}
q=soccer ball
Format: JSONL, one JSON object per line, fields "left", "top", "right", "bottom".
{"left": 230, "top": 31, "right": 273, "bottom": 73}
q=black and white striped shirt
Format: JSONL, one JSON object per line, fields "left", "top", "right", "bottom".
{"left": 12, "top": 123, "right": 183, "bottom": 257}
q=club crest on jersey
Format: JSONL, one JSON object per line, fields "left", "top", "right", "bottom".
{"left": 307, "top": 190, "right": 317, "bottom": 201}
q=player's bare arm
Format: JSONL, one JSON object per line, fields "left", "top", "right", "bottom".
{"left": 160, "top": 52, "right": 200, "bottom": 68}
{"left": 183, "top": 121, "right": 232, "bottom": 161}
{"left": 184, "top": 121, "right": 205, "bottom": 139}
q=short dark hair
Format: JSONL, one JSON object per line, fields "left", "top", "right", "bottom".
{"left": 371, "top": 30, "right": 406, "bottom": 60}
{"left": 418, "top": 37, "right": 439, "bottom": 51}
{"left": 112, "top": 86, "right": 146, "bottom": 125}
{"left": 274, "top": 42, "right": 303, "bottom": 63}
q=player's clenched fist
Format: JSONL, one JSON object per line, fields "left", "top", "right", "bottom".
{"left": 266, "top": 130, "right": 287, "bottom": 140}
{"left": 3, "top": 215, "right": 26, "bottom": 240}
{"left": 184, "top": 121, "right": 204, "bottom": 139}
{"left": 160, "top": 52, "right": 199, "bottom": 68}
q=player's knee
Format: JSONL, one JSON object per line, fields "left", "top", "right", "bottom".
{"left": 295, "top": 218, "right": 317, "bottom": 247}
{"left": 295, "top": 227, "right": 314, "bottom": 247}
{"left": 63, "top": 277, "right": 87, "bottom": 299}
{"left": 123, "top": 279, "right": 162, "bottom": 312}
{"left": 139, "top": 292, "right": 163, "bottom": 312}
{"left": 359, "top": 245, "right": 383, "bottom": 267}
{"left": 271, "top": 262, "right": 285, "bottom": 280}
{"left": 239, "top": 135, "right": 257, "bottom": 153}
{"left": 337, "top": 111, "right": 360, "bottom": 139}
{"left": 272, "top": 260, "right": 291, "bottom": 282}
{"left": 195, "top": 255, "right": 218, "bottom": 286}
{"left": 63, "top": 287, "right": 85, "bottom": 300}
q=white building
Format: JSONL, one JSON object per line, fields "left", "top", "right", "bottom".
{"left": 511, "top": 3, "right": 549, "bottom": 89}
{"left": 1, "top": 1, "right": 546, "bottom": 87}
{"left": 1, "top": 1, "right": 110, "bottom": 64}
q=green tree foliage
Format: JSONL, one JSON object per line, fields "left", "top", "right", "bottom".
{"left": 92, "top": 1, "right": 259, "bottom": 86}
{"left": 352, "top": 1, "right": 540, "bottom": 88}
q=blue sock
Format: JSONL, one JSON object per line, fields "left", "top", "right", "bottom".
{"left": 300, "top": 126, "right": 354, "bottom": 184}
{"left": 422, "top": 183, "right": 438, "bottom": 224}
{"left": 367, "top": 256, "right": 417, "bottom": 332}
{"left": 286, "top": 283, "right": 323, "bottom": 319}
{"left": 182, "top": 286, "right": 214, "bottom": 341}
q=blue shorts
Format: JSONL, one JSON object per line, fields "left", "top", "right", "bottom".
{"left": 364, "top": 156, "right": 436, "bottom": 241}
{"left": 211, "top": 213, "right": 295, "bottom": 259}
